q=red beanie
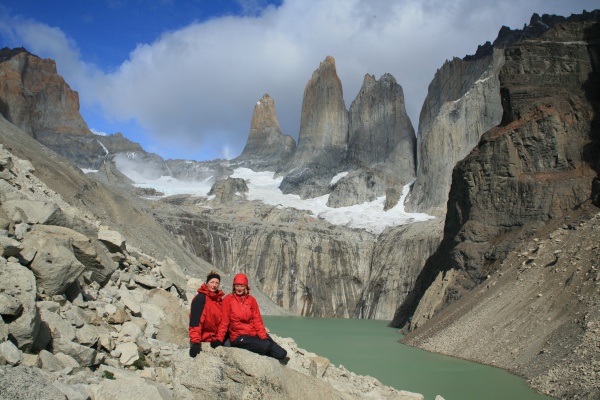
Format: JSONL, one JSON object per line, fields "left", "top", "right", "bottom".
{"left": 233, "top": 273, "right": 249, "bottom": 289}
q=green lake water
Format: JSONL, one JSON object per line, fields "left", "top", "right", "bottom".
{"left": 263, "top": 316, "right": 554, "bottom": 400}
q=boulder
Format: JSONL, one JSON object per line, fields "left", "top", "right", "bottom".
{"left": 22, "top": 230, "right": 86, "bottom": 296}
{"left": 26, "top": 225, "right": 117, "bottom": 286}
{"left": 207, "top": 177, "right": 248, "bottom": 204}
{"left": 0, "top": 292, "right": 23, "bottom": 317}
{"left": 0, "top": 340, "right": 22, "bottom": 366}
{"left": 39, "top": 308, "right": 76, "bottom": 341}
{"left": 98, "top": 228, "right": 126, "bottom": 253}
{"left": 327, "top": 170, "right": 387, "bottom": 208}
{"left": 0, "top": 236, "right": 22, "bottom": 257}
{"left": 1, "top": 199, "right": 66, "bottom": 226}
{"left": 172, "top": 348, "right": 349, "bottom": 400}
{"left": 0, "top": 365, "right": 67, "bottom": 400}
{"left": 52, "top": 338, "right": 96, "bottom": 367}
{"left": 1, "top": 261, "right": 40, "bottom": 351}
{"left": 92, "top": 376, "right": 172, "bottom": 400}
{"left": 159, "top": 258, "right": 187, "bottom": 295}
{"left": 36, "top": 349, "right": 65, "bottom": 372}
{"left": 115, "top": 342, "right": 139, "bottom": 366}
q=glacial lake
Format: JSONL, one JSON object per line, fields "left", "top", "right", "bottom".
{"left": 263, "top": 316, "right": 554, "bottom": 400}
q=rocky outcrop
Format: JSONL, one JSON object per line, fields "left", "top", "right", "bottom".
{"left": 234, "top": 94, "right": 296, "bottom": 171}
{"left": 0, "top": 47, "right": 89, "bottom": 138}
{"left": 152, "top": 197, "right": 441, "bottom": 321}
{"left": 346, "top": 73, "right": 416, "bottom": 186}
{"left": 207, "top": 176, "right": 248, "bottom": 204}
{"left": 401, "top": 204, "right": 600, "bottom": 400}
{"left": 392, "top": 9, "right": 600, "bottom": 361}
{"left": 279, "top": 56, "right": 349, "bottom": 198}
{"left": 406, "top": 50, "right": 505, "bottom": 216}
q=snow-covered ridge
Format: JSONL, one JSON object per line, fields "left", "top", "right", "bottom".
{"left": 123, "top": 167, "right": 434, "bottom": 234}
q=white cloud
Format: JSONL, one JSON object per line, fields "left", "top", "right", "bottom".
{"left": 2, "top": 0, "right": 598, "bottom": 161}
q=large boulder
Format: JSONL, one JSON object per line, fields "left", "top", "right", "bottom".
{"left": 22, "top": 229, "right": 86, "bottom": 296}
{"left": 0, "top": 260, "right": 40, "bottom": 351}
{"left": 25, "top": 225, "right": 117, "bottom": 286}
{"left": 0, "top": 365, "right": 67, "bottom": 400}
{"left": 172, "top": 348, "right": 347, "bottom": 400}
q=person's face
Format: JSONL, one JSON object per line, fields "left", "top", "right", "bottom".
{"left": 207, "top": 278, "right": 220, "bottom": 292}
{"left": 234, "top": 284, "right": 246, "bottom": 296}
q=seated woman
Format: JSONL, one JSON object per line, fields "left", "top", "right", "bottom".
{"left": 188, "top": 270, "right": 224, "bottom": 357}
{"left": 212, "top": 273, "right": 288, "bottom": 362}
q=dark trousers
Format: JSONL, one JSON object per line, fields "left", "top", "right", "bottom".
{"left": 231, "top": 335, "right": 287, "bottom": 360}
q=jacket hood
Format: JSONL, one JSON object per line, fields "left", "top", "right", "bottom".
{"left": 233, "top": 273, "right": 249, "bottom": 289}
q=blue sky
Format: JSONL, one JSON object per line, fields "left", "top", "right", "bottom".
{"left": 0, "top": 0, "right": 597, "bottom": 162}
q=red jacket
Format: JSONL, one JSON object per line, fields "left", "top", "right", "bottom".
{"left": 188, "top": 284, "right": 224, "bottom": 343}
{"left": 216, "top": 293, "right": 268, "bottom": 342}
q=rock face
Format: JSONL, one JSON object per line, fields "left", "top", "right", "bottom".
{"left": 235, "top": 94, "right": 296, "bottom": 171}
{"left": 406, "top": 50, "right": 505, "bottom": 216}
{"left": 153, "top": 198, "right": 441, "bottom": 321}
{"left": 346, "top": 73, "right": 416, "bottom": 186}
{"left": 279, "top": 56, "right": 349, "bottom": 198}
{"left": 0, "top": 47, "right": 89, "bottom": 138}
{"left": 391, "top": 17, "right": 600, "bottom": 399}
{"left": 0, "top": 48, "right": 152, "bottom": 169}
{"left": 407, "top": 12, "right": 594, "bottom": 217}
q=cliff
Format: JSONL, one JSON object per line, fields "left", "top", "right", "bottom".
{"left": 392, "top": 16, "right": 600, "bottom": 399}
{"left": 234, "top": 93, "right": 296, "bottom": 171}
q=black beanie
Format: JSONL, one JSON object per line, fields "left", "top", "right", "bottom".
{"left": 206, "top": 272, "right": 221, "bottom": 283}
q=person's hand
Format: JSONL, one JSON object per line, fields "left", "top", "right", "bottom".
{"left": 189, "top": 343, "right": 201, "bottom": 357}
{"left": 210, "top": 340, "right": 223, "bottom": 349}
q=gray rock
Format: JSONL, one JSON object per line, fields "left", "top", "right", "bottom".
{"left": 75, "top": 325, "right": 100, "bottom": 347}
{"left": 0, "top": 340, "right": 22, "bottom": 366}
{"left": 0, "top": 236, "right": 22, "bottom": 257}
{"left": 23, "top": 231, "right": 85, "bottom": 296}
{"left": 0, "top": 317, "right": 6, "bottom": 342}
{"left": 1, "top": 261, "right": 40, "bottom": 351}
{"left": 0, "top": 292, "right": 23, "bottom": 316}
{"left": 407, "top": 50, "right": 504, "bottom": 215}
{"left": 36, "top": 349, "right": 65, "bottom": 372}
{"left": 39, "top": 308, "right": 76, "bottom": 341}
{"left": 92, "top": 376, "right": 172, "bottom": 400}
{"left": 207, "top": 176, "right": 248, "bottom": 204}
{"left": 97, "top": 228, "right": 126, "bottom": 253}
{"left": 28, "top": 225, "right": 117, "bottom": 286}
{"left": 159, "top": 258, "right": 188, "bottom": 295}
{"left": 2, "top": 199, "right": 66, "bottom": 225}
{"left": 0, "top": 365, "right": 67, "bottom": 400}
{"left": 234, "top": 93, "right": 296, "bottom": 171}
{"left": 52, "top": 381, "right": 88, "bottom": 400}
{"left": 52, "top": 338, "right": 96, "bottom": 367}
{"left": 347, "top": 73, "right": 416, "bottom": 188}
{"left": 54, "top": 352, "right": 80, "bottom": 369}
{"left": 327, "top": 170, "right": 387, "bottom": 208}
{"left": 134, "top": 274, "right": 159, "bottom": 288}
{"left": 280, "top": 56, "right": 349, "bottom": 198}
{"left": 115, "top": 342, "right": 139, "bottom": 366}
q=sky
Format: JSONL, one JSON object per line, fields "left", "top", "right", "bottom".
{"left": 0, "top": 0, "right": 597, "bottom": 162}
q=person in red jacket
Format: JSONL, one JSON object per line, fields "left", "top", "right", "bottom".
{"left": 188, "top": 270, "right": 224, "bottom": 357}
{"left": 212, "top": 273, "right": 288, "bottom": 362}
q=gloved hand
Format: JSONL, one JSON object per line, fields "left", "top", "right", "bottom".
{"left": 189, "top": 342, "right": 202, "bottom": 357}
{"left": 210, "top": 340, "right": 223, "bottom": 349}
